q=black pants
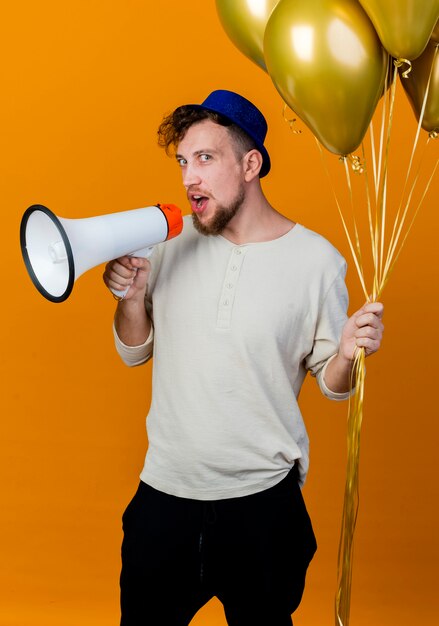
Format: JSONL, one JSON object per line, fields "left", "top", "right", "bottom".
{"left": 120, "top": 467, "right": 317, "bottom": 626}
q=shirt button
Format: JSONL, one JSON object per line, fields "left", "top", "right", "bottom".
{"left": 235, "top": 249, "right": 242, "bottom": 255}
{"left": 223, "top": 299, "right": 229, "bottom": 306}
{"left": 231, "top": 265, "right": 237, "bottom": 271}
{"left": 227, "top": 283, "right": 233, "bottom": 289}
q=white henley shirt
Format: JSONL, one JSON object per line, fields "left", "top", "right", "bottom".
{"left": 114, "top": 216, "right": 351, "bottom": 499}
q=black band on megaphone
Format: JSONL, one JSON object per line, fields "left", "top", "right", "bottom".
{"left": 155, "top": 203, "right": 170, "bottom": 240}
{"left": 20, "top": 204, "right": 75, "bottom": 303}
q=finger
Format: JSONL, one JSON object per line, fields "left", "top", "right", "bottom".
{"left": 129, "top": 257, "right": 150, "bottom": 271}
{"left": 361, "top": 302, "right": 384, "bottom": 318}
{"left": 355, "top": 312, "right": 385, "bottom": 331}
{"left": 105, "top": 259, "right": 136, "bottom": 280}
{"left": 355, "top": 326, "right": 383, "bottom": 342}
{"left": 355, "top": 313, "right": 379, "bottom": 329}
{"left": 103, "top": 265, "right": 135, "bottom": 290}
{"left": 129, "top": 259, "right": 151, "bottom": 289}
{"left": 112, "top": 255, "right": 138, "bottom": 270}
{"left": 103, "top": 274, "right": 134, "bottom": 292}
{"left": 104, "top": 256, "right": 137, "bottom": 274}
{"left": 355, "top": 336, "right": 381, "bottom": 355}
{"left": 352, "top": 302, "right": 384, "bottom": 320}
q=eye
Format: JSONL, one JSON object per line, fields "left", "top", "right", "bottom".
{"left": 199, "top": 154, "right": 211, "bottom": 162}
{"left": 176, "top": 157, "right": 187, "bottom": 167}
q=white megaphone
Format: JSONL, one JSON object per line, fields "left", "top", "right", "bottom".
{"left": 20, "top": 203, "right": 183, "bottom": 302}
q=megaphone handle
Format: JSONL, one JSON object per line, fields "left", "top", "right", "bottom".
{"left": 110, "top": 246, "right": 154, "bottom": 300}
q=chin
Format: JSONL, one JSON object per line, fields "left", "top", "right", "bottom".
{"left": 192, "top": 212, "right": 217, "bottom": 236}
{"left": 192, "top": 195, "right": 242, "bottom": 236}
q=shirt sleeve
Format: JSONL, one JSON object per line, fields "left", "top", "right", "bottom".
{"left": 113, "top": 322, "right": 154, "bottom": 367}
{"left": 317, "top": 353, "right": 354, "bottom": 401}
{"left": 305, "top": 262, "right": 353, "bottom": 401}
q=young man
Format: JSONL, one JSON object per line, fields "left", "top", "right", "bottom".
{"left": 103, "top": 90, "right": 384, "bottom": 626}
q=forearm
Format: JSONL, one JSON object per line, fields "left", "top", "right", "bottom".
{"left": 323, "top": 352, "right": 355, "bottom": 394}
{"left": 114, "top": 296, "right": 152, "bottom": 346}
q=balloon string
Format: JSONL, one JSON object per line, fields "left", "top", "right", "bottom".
{"left": 373, "top": 61, "right": 399, "bottom": 292}
{"left": 335, "top": 347, "right": 366, "bottom": 626}
{"left": 360, "top": 142, "right": 379, "bottom": 298}
{"left": 381, "top": 48, "right": 438, "bottom": 294}
{"left": 368, "top": 60, "right": 390, "bottom": 296}
{"left": 372, "top": 56, "right": 392, "bottom": 203}
{"left": 394, "top": 57, "right": 412, "bottom": 78}
{"left": 284, "top": 43, "right": 437, "bottom": 626}
{"left": 315, "top": 139, "right": 368, "bottom": 301}
{"left": 325, "top": 63, "right": 437, "bottom": 626}
{"left": 282, "top": 103, "right": 302, "bottom": 134}
{"left": 378, "top": 154, "right": 438, "bottom": 299}
{"left": 342, "top": 158, "right": 367, "bottom": 289}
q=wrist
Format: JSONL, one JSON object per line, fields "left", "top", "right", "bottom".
{"left": 116, "top": 293, "right": 146, "bottom": 315}
{"left": 324, "top": 352, "right": 355, "bottom": 394}
{"left": 336, "top": 349, "right": 355, "bottom": 369}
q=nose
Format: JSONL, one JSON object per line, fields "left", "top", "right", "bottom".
{"left": 182, "top": 162, "right": 202, "bottom": 189}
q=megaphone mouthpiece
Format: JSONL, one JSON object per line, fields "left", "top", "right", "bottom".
{"left": 20, "top": 202, "right": 183, "bottom": 303}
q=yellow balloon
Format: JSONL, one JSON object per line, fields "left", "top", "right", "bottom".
{"left": 264, "top": 0, "right": 388, "bottom": 155}
{"left": 400, "top": 42, "right": 439, "bottom": 132}
{"left": 431, "top": 18, "right": 439, "bottom": 44}
{"left": 215, "top": 0, "right": 280, "bottom": 70}
{"left": 358, "top": 0, "right": 439, "bottom": 60}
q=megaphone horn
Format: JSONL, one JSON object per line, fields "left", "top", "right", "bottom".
{"left": 20, "top": 203, "right": 183, "bottom": 303}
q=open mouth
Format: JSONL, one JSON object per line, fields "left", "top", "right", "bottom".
{"left": 191, "top": 195, "right": 208, "bottom": 213}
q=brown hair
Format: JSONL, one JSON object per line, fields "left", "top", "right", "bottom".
{"left": 157, "top": 105, "right": 257, "bottom": 161}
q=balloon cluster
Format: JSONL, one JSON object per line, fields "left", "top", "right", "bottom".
{"left": 216, "top": 0, "right": 439, "bottom": 155}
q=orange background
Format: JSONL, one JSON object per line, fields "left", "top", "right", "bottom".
{"left": 1, "top": 2, "right": 438, "bottom": 625}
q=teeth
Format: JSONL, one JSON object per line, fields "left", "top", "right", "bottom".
{"left": 192, "top": 195, "right": 204, "bottom": 209}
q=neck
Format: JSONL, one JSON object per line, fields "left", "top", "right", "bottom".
{"left": 221, "top": 183, "right": 295, "bottom": 245}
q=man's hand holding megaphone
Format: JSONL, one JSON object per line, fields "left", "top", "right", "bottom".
{"left": 20, "top": 202, "right": 183, "bottom": 303}
{"left": 103, "top": 255, "right": 151, "bottom": 302}
{"left": 104, "top": 254, "right": 155, "bottom": 349}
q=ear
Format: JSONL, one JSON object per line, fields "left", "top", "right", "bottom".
{"left": 243, "top": 149, "right": 263, "bottom": 182}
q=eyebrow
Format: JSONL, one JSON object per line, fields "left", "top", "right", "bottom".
{"left": 175, "top": 148, "right": 220, "bottom": 160}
